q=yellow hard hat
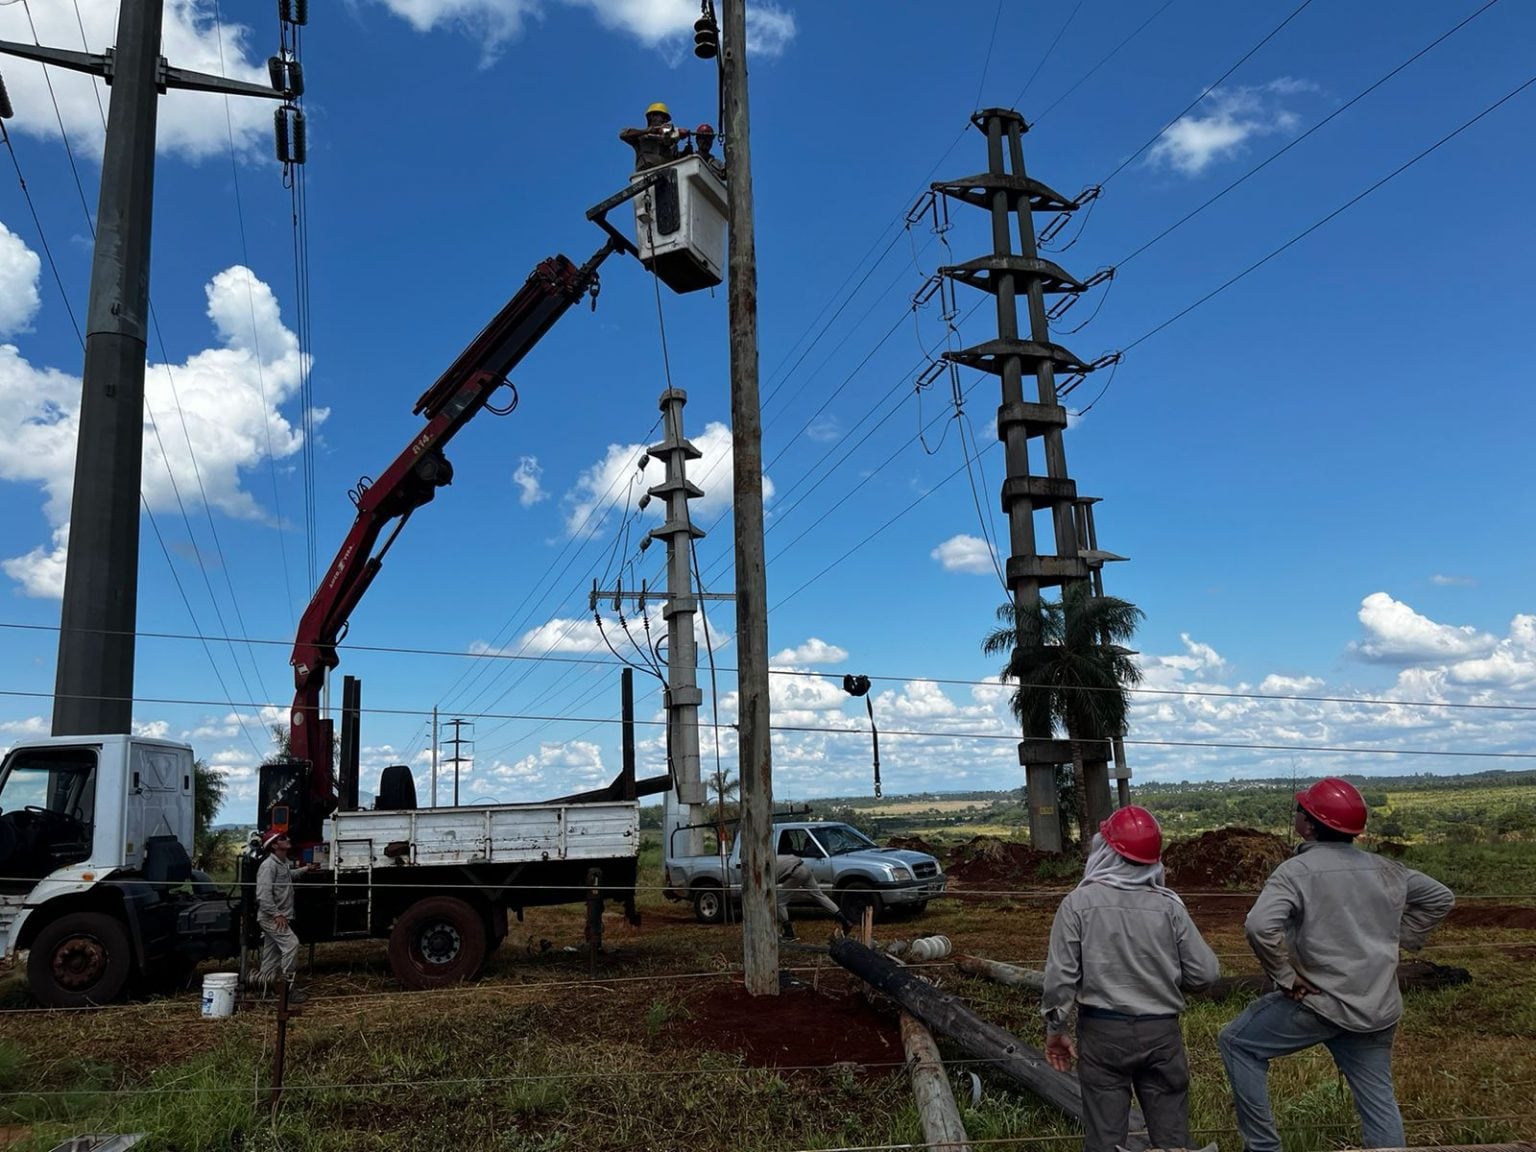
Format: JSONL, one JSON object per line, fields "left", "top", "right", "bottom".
{"left": 646, "top": 102, "right": 671, "bottom": 118}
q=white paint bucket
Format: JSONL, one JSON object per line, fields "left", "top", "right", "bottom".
{"left": 201, "top": 972, "right": 239, "bottom": 1018}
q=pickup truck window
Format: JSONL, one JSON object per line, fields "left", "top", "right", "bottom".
{"left": 811, "top": 824, "right": 877, "bottom": 857}
{"left": 777, "top": 828, "right": 825, "bottom": 857}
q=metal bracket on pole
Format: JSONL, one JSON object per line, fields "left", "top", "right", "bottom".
{"left": 0, "top": 40, "right": 292, "bottom": 101}
{"left": 584, "top": 170, "right": 664, "bottom": 259}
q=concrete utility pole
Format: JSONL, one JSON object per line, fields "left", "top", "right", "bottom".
{"left": 721, "top": 0, "right": 777, "bottom": 994}
{"left": 445, "top": 717, "right": 472, "bottom": 806}
{"left": 431, "top": 706, "right": 440, "bottom": 807}
{"left": 0, "top": 0, "right": 294, "bottom": 736}
{"left": 933, "top": 109, "right": 1119, "bottom": 850}
{"left": 592, "top": 389, "right": 732, "bottom": 857}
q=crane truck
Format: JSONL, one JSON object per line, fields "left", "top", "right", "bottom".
{"left": 0, "top": 162, "right": 722, "bottom": 1007}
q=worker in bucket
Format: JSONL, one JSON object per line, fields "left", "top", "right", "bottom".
{"left": 1041, "top": 806, "right": 1220, "bottom": 1152}
{"left": 256, "top": 829, "right": 309, "bottom": 1004}
{"left": 775, "top": 853, "right": 855, "bottom": 941}
{"left": 619, "top": 102, "right": 690, "bottom": 171}
{"left": 1219, "top": 778, "right": 1455, "bottom": 1152}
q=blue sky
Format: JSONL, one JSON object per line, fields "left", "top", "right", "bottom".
{"left": 2, "top": 0, "right": 1533, "bottom": 820}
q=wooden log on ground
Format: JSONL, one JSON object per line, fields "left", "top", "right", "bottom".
{"left": 955, "top": 954, "right": 1045, "bottom": 991}
{"left": 900, "top": 1012, "right": 971, "bottom": 1152}
{"left": 829, "top": 936, "right": 1149, "bottom": 1151}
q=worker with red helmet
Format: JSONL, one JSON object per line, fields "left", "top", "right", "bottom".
{"left": 1042, "top": 805, "right": 1219, "bottom": 1152}
{"left": 1219, "top": 777, "right": 1455, "bottom": 1152}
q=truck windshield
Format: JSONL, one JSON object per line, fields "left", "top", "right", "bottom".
{"left": 811, "top": 824, "right": 876, "bottom": 856}
{"left": 0, "top": 748, "right": 97, "bottom": 827}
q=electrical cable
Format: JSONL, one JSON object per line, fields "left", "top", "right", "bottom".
{"left": 0, "top": 120, "right": 84, "bottom": 345}
{"left": 1031, "top": 0, "right": 1178, "bottom": 125}
{"left": 1006, "top": 0, "right": 1086, "bottom": 109}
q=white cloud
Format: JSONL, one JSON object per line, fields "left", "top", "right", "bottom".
{"left": 372, "top": 0, "right": 795, "bottom": 61}
{"left": 1431, "top": 574, "right": 1477, "bottom": 587}
{"left": 770, "top": 638, "right": 849, "bottom": 668}
{"left": 1352, "top": 592, "right": 1498, "bottom": 665}
{"left": 805, "top": 416, "right": 842, "bottom": 444}
{"left": 513, "top": 455, "right": 547, "bottom": 506}
{"left": 563, "top": 421, "right": 773, "bottom": 538}
{"left": 0, "top": 258, "right": 319, "bottom": 596}
{"left": 1148, "top": 78, "right": 1317, "bottom": 176}
{"left": 0, "top": 222, "right": 42, "bottom": 336}
{"left": 0, "top": 1, "right": 273, "bottom": 161}
{"left": 930, "top": 533, "right": 997, "bottom": 575}
{"left": 469, "top": 738, "right": 607, "bottom": 802}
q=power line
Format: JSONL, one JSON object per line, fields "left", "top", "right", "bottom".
{"left": 1007, "top": 0, "right": 1086, "bottom": 109}
{"left": 1096, "top": 0, "right": 1318, "bottom": 188}
{"left": 0, "top": 120, "right": 84, "bottom": 346}
{"left": 1121, "top": 71, "right": 1536, "bottom": 355}
{"left": 1116, "top": 0, "right": 1504, "bottom": 272}
{"left": 1031, "top": 0, "right": 1178, "bottom": 125}
{"left": 6, "top": 618, "right": 1536, "bottom": 716}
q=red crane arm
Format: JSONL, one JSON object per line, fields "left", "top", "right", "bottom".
{"left": 287, "top": 249, "right": 612, "bottom": 809}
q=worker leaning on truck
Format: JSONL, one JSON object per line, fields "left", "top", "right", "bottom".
{"left": 1041, "top": 806, "right": 1221, "bottom": 1152}
{"left": 1219, "top": 778, "right": 1456, "bottom": 1152}
{"left": 256, "top": 830, "right": 309, "bottom": 1004}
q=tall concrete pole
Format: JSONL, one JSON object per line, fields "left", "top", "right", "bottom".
{"left": 2, "top": 0, "right": 292, "bottom": 736}
{"left": 648, "top": 388, "right": 707, "bottom": 857}
{"left": 722, "top": 0, "right": 778, "bottom": 995}
{"left": 51, "top": 0, "right": 165, "bottom": 736}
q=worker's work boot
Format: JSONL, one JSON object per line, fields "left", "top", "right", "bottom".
{"left": 779, "top": 923, "right": 796, "bottom": 942}
{"left": 285, "top": 983, "right": 308, "bottom": 1005}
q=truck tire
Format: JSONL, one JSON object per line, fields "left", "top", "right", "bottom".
{"left": 692, "top": 883, "right": 725, "bottom": 925}
{"left": 28, "top": 911, "right": 134, "bottom": 1008}
{"left": 376, "top": 764, "right": 418, "bottom": 811}
{"left": 837, "top": 881, "right": 882, "bottom": 925}
{"left": 387, "top": 896, "right": 486, "bottom": 989}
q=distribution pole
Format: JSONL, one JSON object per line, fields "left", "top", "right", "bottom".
{"left": 431, "top": 706, "right": 440, "bottom": 807}
{"left": 721, "top": 0, "right": 778, "bottom": 995}
{"left": 650, "top": 389, "right": 707, "bottom": 856}
{"left": 0, "top": 0, "right": 296, "bottom": 736}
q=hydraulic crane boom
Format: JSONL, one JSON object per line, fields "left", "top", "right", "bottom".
{"left": 286, "top": 240, "right": 620, "bottom": 820}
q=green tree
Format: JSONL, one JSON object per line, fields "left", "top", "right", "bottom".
{"left": 192, "top": 759, "right": 238, "bottom": 872}
{"left": 982, "top": 583, "right": 1144, "bottom": 853}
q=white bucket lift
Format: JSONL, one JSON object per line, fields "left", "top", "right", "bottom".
{"left": 629, "top": 154, "right": 727, "bottom": 294}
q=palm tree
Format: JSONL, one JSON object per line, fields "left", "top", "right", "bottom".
{"left": 982, "top": 583, "right": 1144, "bottom": 852}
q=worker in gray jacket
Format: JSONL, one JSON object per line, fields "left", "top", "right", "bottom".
{"left": 775, "top": 853, "right": 855, "bottom": 941}
{"left": 1219, "top": 777, "right": 1455, "bottom": 1152}
{"left": 1042, "top": 806, "right": 1220, "bottom": 1152}
{"left": 255, "top": 829, "right": 308, "bottom": 1003}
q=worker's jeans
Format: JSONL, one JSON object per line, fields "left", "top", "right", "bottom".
{"left": 774, "top": 860, "right": 842, "bottom": 925}
{"left": 1219, "top": 993, "right": 1404, "bottom": 1152}
{"left": 258, "top": 914, "right": 300, "bottom": 985}
{"left": 1076, "top": 1013, "right": 1192, "bottom": 1152}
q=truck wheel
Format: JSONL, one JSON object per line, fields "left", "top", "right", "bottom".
{"left": 387, "top": 897, "right": 487, "bottom": 989}
{"left": 837, "top": 881, "right": 882, "bottom": 925}
{"left": 28, "top": 911, "right": 134, "bottom": 1008}
{"left": 692, "top": 884, "right": 725, "bottom": 925}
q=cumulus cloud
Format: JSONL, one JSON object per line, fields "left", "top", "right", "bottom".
{"left": 1352, "top": 592, "right": 1498, "bottom": 665}
{"left": 0, "top": 1, "right": 272, "bottom": 161}
{"left": 468, "top": 738, "right": 607, "bottom": 802}
{"left": 0, "top": 222, "right": 42, "bottom": 336}
{"left": 1148, "top": 78, "right": 1317, "bottom": 176}
{"left": 771, "top": 638, "right": 848, "bottom": 668}
{"left": 372, "top": 0, "right": 795, "bottom": 61}
{"left": 512, "top": 455, "right": 547, "bottom": 506}
{"left": 0, "top": 255, "right": 319, "bottom": 597}
{"left": 563, "top": 420, "right": 773, "bottom": 538}
{"left": 931, "top": 533, "right": 997, "bottom": 575}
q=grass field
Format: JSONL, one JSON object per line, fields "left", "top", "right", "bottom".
{"left": 0, "top": 838, "right": 1532, "bottom": 1151}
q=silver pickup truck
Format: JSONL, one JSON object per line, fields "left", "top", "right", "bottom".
{"left": 663, "top": 820, "right": 947, "bottom": 924}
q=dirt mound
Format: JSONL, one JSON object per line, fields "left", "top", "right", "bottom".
{"left": 886, "top": 835, "right": 941, "bottom": 857}
{"left": 946, "top": 835, "right": 1053, "bottom": 890}
{"left": 684, "top": 980, "right": 901, "bottom": 1070}
{"left": 1164, "top": 827, "right": 1290, "bottom": 890}
{"left": 1448, "top": 903, "right": 1536, "bottom": 931}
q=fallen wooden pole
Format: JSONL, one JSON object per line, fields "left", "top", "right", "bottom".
{"left": 955, "top": 954, "right": 1044, "bottom": 991}
{"left": 900, "top": 1012, "right": 971, "bottom": 1152}
{"left": 828, "top": 935, "right": 1153, "bottom": 1150}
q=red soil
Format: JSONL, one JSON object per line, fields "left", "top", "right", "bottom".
{"left": 683, "top": 979, "right": 902, "bottom": 1070}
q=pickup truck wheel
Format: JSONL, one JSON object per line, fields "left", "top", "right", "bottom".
{"left": 28, "top": 911, "right": 133, "bottom": 1008}
{"left": 387, "top": 897, "right": 487, "bottom": 989}
{"left": 837, "top": 881, "right": 882, "bottom": 925}
{"left": 692, "top": 884, "right": 725, "bottom": 925}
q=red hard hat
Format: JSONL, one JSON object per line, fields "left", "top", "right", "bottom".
{"left": 1295, "top": 777, "right": 1368, "bottom": 835}
{"left": 261, "top": 829, "right": 289, "bottom": 851}
{"left": 1099, "top": 805, "right": 1162, "bottom": 864}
